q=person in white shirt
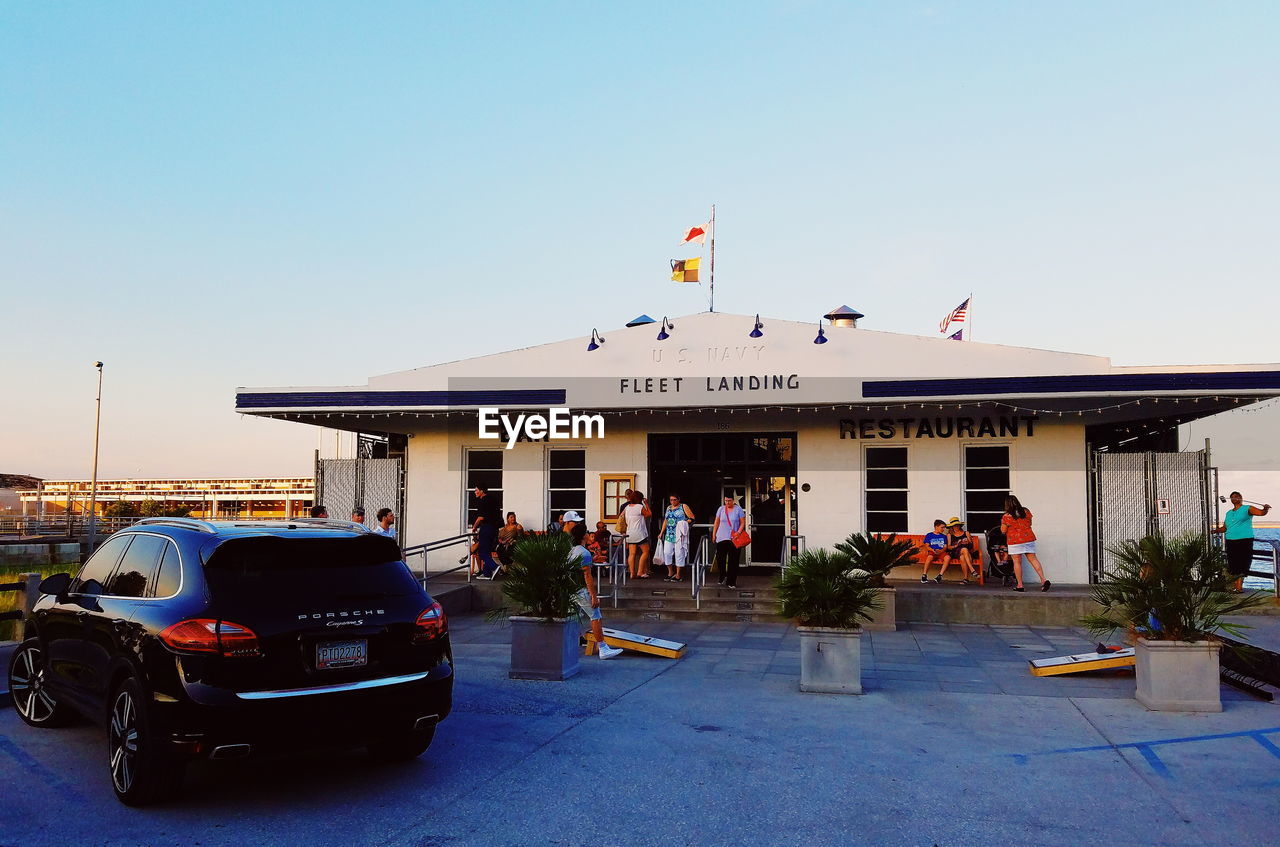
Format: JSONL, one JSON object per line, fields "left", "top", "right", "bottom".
{"left": 621, "top": 490, "right": 653, "bottom": 579}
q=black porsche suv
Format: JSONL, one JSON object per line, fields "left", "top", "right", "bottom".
{"left": 5, "top": 518, "right": 453, "bottom": 805}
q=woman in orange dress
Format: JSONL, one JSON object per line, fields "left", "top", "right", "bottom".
{"left": 1002, "top": 495, "right": 1050, "bottom": 592}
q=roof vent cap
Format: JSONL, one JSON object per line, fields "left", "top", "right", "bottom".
{"left": 823, "top": 305, "right": 864, "bottom": 328}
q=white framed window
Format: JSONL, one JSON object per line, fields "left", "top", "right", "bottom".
{"left": 962, "top": 443, "right": 1011, "bottom": 534}
{"left": 546, "top": 447, "right": 586, "bottom": 527}
{"left": 864, "top": 445, "right": 908, "bottom": 534}
{"left": 463, "top": 448, "right": 503, "bottom": 529}
{"left": 600, "top": 474, "right": 636, "bottom": 521}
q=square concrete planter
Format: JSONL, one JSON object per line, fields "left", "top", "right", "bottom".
{"left": 863, "top": 586, "right": 896, "bottom": 631}
{"left": 509, "top": 616, "right": 582, "bottom": 681}
{"left": 797, "top": 626, "right": 863, "bottom": 694}
{"left": 1134, "top": 637, "right": 1222, "bottom": 712}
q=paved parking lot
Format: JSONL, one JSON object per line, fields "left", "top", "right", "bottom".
{"left": 2, "top": 616, "right": 1278, "bottom": 846}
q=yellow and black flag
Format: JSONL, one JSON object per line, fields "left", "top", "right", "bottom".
{"left": 670, "top": 257, "right": 701, "bottom": 283}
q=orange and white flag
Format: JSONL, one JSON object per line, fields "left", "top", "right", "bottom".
{"left": 680, "top": 223, "right": 709, "bottom": 245}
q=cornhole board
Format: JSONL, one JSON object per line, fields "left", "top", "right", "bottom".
{"left": 1029, "top": 647, "right": 1135, "bottom": 677}
{"left": 583, "top": 628, "right": 687, "bottom": 659}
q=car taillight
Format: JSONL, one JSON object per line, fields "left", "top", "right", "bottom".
{"left": 159, "top": 619, "right": 263, "bottom": 658}
{"left": 414, "top": 602, "right": 447, "bottom": 643}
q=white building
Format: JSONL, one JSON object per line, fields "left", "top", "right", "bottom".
{"left": 236, "top": 310, "right": 1280, "bottom": 584}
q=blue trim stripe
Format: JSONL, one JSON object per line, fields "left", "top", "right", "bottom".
{"left": 863, "top": 371, "right": 1280, "bottom": 398}
{"left": 236, "top": 390, "right": 567, "bottom": 409}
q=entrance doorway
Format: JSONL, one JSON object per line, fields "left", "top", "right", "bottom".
{"left": 648, "top": 433, "right": 797, "bottom": 566}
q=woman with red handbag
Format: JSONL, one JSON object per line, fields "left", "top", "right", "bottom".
{"left": 711, "top": 494, "right": 749, "bottom": 589}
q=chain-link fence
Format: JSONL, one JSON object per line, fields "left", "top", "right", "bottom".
{"left": 316, "top": 458, "right": 404, "bottom": 533}
{"left": 1089, "top": 448, "right": 1211, "bottom": 580}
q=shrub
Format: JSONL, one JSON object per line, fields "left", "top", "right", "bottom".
{"left": 487, "top": 532, "right": 586, "bottom": 623}
{"left": 835, "top": 531, "right": 919, "bottom": 586}
{"left": 776, "top": 549, "right": 882, "bottom": 629}
{"left": 1082, "top": 532, "right": 1267, "bottom": 643}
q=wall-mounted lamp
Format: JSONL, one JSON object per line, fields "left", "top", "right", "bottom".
{"left": 813, "top": 319, "right": 828, "bottom": 345}
{"left": 749, "top": 314, "right": 764, "bottom": 338}
{"left": 656, "top": 316, "right": 674, "bottom": 341}
{"left": 587, "top": 328, "right": 606, "bottom": 352}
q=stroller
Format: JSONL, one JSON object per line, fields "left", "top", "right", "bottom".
{"left": 984, "top": 526, "right": 1015, "bottom": 586}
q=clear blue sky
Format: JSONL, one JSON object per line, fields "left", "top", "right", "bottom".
{"left": 3, "top": 1, "right": 1278, "bottom": 479}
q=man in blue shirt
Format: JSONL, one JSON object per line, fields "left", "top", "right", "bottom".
{"left": 372, "top": 508, "right": 396, "bottom": 539}
{"left": 920, "top": 519, "right": 949, "bottom": 583}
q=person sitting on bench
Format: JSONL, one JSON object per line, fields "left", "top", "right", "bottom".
{"left": 920, "top": 519, "right": 951, "bottom": 583}
{"left": 942, "top": 517, "right": 978, "bottom": 584}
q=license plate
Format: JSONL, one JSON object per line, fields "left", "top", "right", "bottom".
{"left": 316, "top": 639, "right": 367, "bottom": 670}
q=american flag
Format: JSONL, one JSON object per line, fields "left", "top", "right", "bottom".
{"left": 940, "top": 297, "right": 970, "bottom": 333}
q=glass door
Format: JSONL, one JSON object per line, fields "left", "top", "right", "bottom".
{"left": 748, "top": 475, "right": 792, "bottom": 565}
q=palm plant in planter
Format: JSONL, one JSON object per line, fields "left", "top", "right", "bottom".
{"left": 487, "top": 533, "right": 587, "bottom": 681}
{"left": 834, "top": 531, "right": 919, "bottom": 631}
{"left": 776, "top": 549, "right": 883, "bottom": 694}
{"left": 1081, "top": 532, "right": 1266, "bottom": 712}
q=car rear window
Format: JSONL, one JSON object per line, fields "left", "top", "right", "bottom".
{"left": 202, "top": 535, "right": 420, "bottom": 600}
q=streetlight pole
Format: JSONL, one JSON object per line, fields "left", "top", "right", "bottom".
{"left": 87, "top": 362, "right": 104, "bottom": 551}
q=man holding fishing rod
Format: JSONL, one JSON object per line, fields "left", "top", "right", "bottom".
{"left": 1214, "top": 491, "right": 1272, "bottom": 593}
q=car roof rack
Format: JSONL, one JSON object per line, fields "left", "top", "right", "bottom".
{"left": 134, "top": 517, "right": 219, "bottom": 534}
{"left": 287, "top": 518, "right": 374, "bottom": 533}
{"left": 132, "top": 517, "right": 374, "bottom": 535}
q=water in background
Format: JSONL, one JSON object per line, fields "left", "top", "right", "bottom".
{"left": 1243, "top": 527, "right": 1279, "bottom": 591}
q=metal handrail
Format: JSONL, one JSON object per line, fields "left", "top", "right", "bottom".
{"left": 690, "top": 533, "right": 712, "bottom": 610}
{"left": 594, "top": 533, "right": 627, "bottom": 608}
{"left": 401, "top": 532, "right": 477, "bottom": 588}
{"left": 1246, "top": 541, "right": 1279, "bottom": 597}
{"left": 401, "top": 532, "right": 477, "bottom": 557}
{"left": 781, "top": 534, "right": 807, "bottom": 572}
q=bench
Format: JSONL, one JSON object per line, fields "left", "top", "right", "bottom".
{"left": 888, "top": 533, "right": 987, "bottom": 585}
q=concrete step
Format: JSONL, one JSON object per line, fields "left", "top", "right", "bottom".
{"left": 604, "top": 583, "right": 787, "bottom": 622}
{"left": 603, "top": 606, "right": 789, "bottom": 624}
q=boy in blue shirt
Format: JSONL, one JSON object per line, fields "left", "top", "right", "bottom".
{"left": 920, "top": 520, "right": 949, "bottom": 583}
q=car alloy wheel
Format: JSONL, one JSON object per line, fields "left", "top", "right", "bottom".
{"left": 7, "top": 640, "right": 71, "bottom": 727}
{"left": 109, "top": 686, "right": 140, "bottom": 796}
{"left": 106, "top": 676, "right": 184, "bottom": 806}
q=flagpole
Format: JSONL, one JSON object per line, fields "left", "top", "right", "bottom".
{"left": 968, "top": 291, "right": 974, "bottom": 341}
{"left": 708, "top": 204, "right": 716, "bottom": 313}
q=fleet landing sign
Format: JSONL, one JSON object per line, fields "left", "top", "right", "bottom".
{"left": 840, "top": 415, "right": 1039, "bottom": 440}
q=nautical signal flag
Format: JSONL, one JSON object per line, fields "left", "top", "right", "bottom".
{"left": 681, "top": 223, "right": 709, "bottom": 245}
{"left": 940, "top": 297, "right": 970, "bottom": 333}
{"left": 671, "top": 257, "right": 701, "bottom": 282}
{"left": 947, "top": 328, "right": 964, "bottom": 341}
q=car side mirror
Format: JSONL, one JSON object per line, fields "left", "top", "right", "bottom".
{"left": 38, "top": 572, "right": 72, "bottom": 596}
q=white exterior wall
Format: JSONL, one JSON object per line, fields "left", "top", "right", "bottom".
{"left": 403, "top": 410, "right": 1091, "bottom": 584}
{"left": 796, "top": 413, "right": 1087, "bottom": 583}
{"left": 406, "top": 424, "right": 650, "bottom": 548}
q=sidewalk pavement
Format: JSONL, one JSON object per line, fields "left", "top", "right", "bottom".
{"left": 1, "top": 616, "right": 1278, "bottom": 847}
